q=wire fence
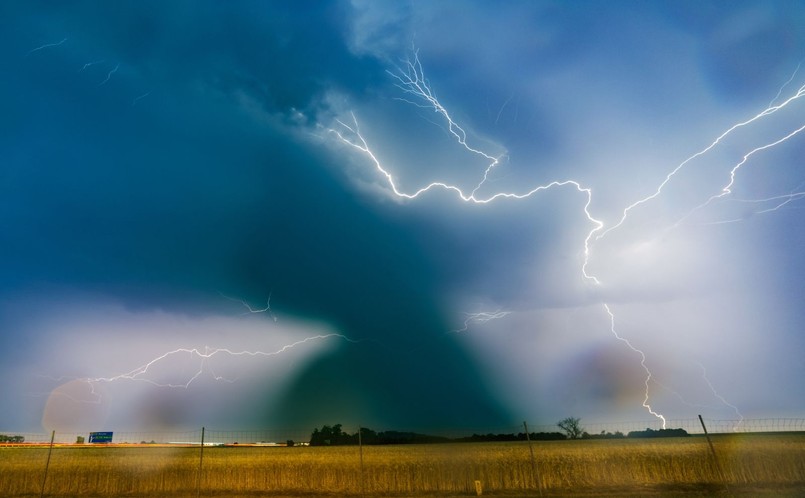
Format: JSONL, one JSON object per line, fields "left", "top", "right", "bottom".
{"left": 531, "top": 417, "right": 805, "bottom": 437}
{"left": 1, "top": 417, "right": 803, "bottom": 446}
{"left": 1, "top": 418, "right": 803, "bottom": 497}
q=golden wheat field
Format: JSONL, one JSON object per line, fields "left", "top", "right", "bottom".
{"left": 1, "top": 434, "right": 803, "bottom": 497}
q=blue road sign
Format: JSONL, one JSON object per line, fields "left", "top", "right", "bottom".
{"left": 88, "top": 431, "right": 113, "bottom": 443}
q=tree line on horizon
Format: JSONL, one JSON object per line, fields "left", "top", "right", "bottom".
{"left": 308, "top": 423, "right": 689, "bottom": 446}
{"left": 0, "top": 434, "right": 25, "bottom": 443}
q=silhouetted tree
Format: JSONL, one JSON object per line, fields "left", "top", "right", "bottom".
{"left": 557, "top": 417, "right": 584, "bottom": 439}
{"left": 309, "top": 424, "right": 359, "bottom": 446}
{"left": 627, "top": 427, "right": 689, "bottom": 438}
{"left": 581, "top": 430, "right": 625, "bottom": 440}
{"left": 308, "top": 424, "right": 587, "bottom": 445}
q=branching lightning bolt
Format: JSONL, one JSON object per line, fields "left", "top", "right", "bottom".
{"left": 649, "top": 363, "right": 744, "bottom": 431}
{"left": 329, "top": 113, "right": 604, "bottom": 286}
{"left": 598, "top": 82, "right": 805, "bottom": 241}
{"left": 219, "top": 291, "right": 278, "bottom": 322}
{"left": 672, "top": 122, "right": 805, "bottom": 228}
{"left": 386, "top": 49, "right": 504, "bottom": 196}
{"left": 330, "top": 106, "right": 657, "bottom": 420}
{"left": 325, "top": 57, "right": 671, "bottom": 421}
{"left": 49, "top": 44, "right": 798, "bottom": 424}
{"left": 755, "top": 187, "right": 805, "bottom": 212}
{"left": 54, "top": 293, "right": 388, "bottom": 403}
{"left": 651, "top": 373, "right": 743, "bottom": 430}
{"left": 744, "top": 190, "right": 805, "bottom": 215}
{"left": 77, "top": 333, "right": 362, "bottom": 402}
{"left": 323, "top": 50, "right": 804, "bottom": 426}
{"left": 768, "top": 60, "right": 802, "bottom": 107}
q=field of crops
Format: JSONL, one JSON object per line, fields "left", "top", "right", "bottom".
{"left": 1, "top": 433, "right": 803, "bottom": 496}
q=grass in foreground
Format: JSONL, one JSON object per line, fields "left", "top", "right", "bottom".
{"left": 0, "top": 433, "right": 802, "bottom": 496}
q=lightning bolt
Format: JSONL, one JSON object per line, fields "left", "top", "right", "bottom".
{"left": 451, "top": 310, "right": 512, "bottom": 334}
{"left": 697, "top": 362, "right": 744, "bottom": 430}
{"left": 325, "top": 53, "right": 663, "bottom": 418}
{"left": 688, "top": 188, "right": 805, "bottom": 226}
{"left": 597, "top": 82, "right": 805, "bottom": 241}
{"left": 219, "top": 292, "right": 278, "bottom": 321}
{"left": 49, "top": 288, "right": 394, "bottom": 405}
{"left": 494, "top": 94, "right": 517, "bottom": 125}
{"left": 28, "top": 375, "right": 103, "bottom": 404}
{"left": 328, "top": 112, "right": 604, "bottom": 286}
{"left": 80, "top": 60, "right": 105, "bottom": 72}
{"left": 323, "top": 49, "right": 804, "bottom": 426}
{"left": 746, "top": 190, "right": 805, "bottom": 215}
{"left": 98, "top": 63, "right": 120, "bottom": 86}
{"left": 651, "top": 374, "right": 743, "bottom": 431}
{"left": 602, "top": 304, "right": 666, "bottom": 427}
{"left": 330, "top": 105, "right": 656, "bottom": 421}
{"left": 78, "top": 333, "right": 363, "bottom": 402}
{"left": 26, "top": 37, "right": 67, "bottom": 56}
{"left": 671, "top": 123, "right": 805, "bottom": 228}
{"left": 768, "top": 60, "right": 802, "bottom": 107}
{"left": 47, "top": 45, "right": 798, "bottom": 425}
{"left": 649, "top": 363, "right": 745, "bottom": 431}
{"left": 131, "top": 91, "right": 152, "bottom": 106}
{"left": 387, "top": 51, "right": 502, "bottom": 158}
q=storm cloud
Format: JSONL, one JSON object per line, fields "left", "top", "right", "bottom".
{"left": 1, "top": 1, "right": 804, "bottom": 432}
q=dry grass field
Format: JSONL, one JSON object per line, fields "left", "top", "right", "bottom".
{"left": 1, "top": 433, "right": 803, "bottom": 496}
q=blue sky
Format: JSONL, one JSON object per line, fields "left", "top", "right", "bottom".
{"left": 1, "top": 1, "right": 804, "bottom": 433}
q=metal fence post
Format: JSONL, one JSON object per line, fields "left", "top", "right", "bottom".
{"left": 196, "top": 426, "right": 205, "bottom": 498}
{"left": 39, "top": 430, "right": 55, "bottom": 498}
{"left": 358, "top": 426, "right": 365, "bottom": 496}
{"left": 698, "top": 415, "right": 730, "bottom": 494}
{"left": 523, "top": 422, "right": 542, "bottom": 497}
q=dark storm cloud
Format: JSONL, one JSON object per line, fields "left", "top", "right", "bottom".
{"left": 0, "top": 0, "right": 391, "bottom": 304}
{"left": 0, "top": 1, "right": 510, "bottom": 429}
{"left": 2, "top": 1, "right": 804, "bottom": 432}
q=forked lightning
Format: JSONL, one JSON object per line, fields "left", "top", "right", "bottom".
{"left": 326, "top": 50, "right": 805, "bottom": 427}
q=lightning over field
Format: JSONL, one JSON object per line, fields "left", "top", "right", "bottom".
{"left": 1, "top": 1, "right": 803, "bottom": 433}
